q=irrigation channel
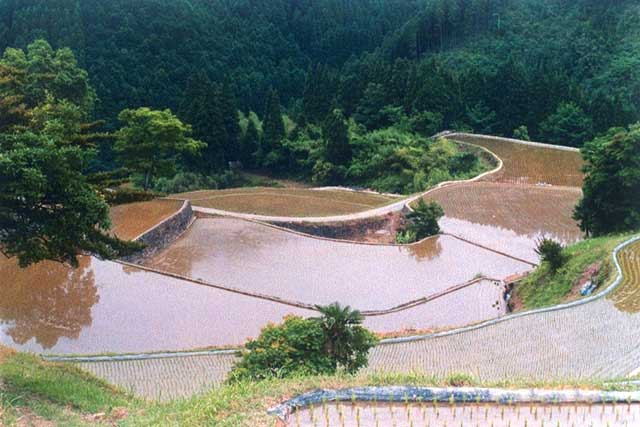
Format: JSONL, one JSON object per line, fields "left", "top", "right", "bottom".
{"left": 2, "top": 133, "right": 638, "bottom": 402}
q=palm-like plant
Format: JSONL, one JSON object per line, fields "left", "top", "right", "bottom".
{"left": 313, "top": 302, "right": 377, "bottom": 373}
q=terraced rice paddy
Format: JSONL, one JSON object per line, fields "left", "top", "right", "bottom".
{"left": 609, "top": 240, "right": 640, "bottom": 313}
{"left": 174, "top": 187, "right": 400, "bottom": 217}
{"left": 448, "top": 135, "right": 584, "bottom": 187}
{"left": 0, "top": 256, "right": 508, "bottom": 353}
{"left": 142, "top": 217, "right": 529, "bottom": 312}
{"left": 288, "top": 402, "right": 640, "bottom": 427}
{"left": 108, "top": 198, "right": 184, "bottom": 240}
{"left": 0, "top": 257, "right": 314, "bottom": 353}
{"left": 422, "top": 182, "right": 583, "bottom": 262}
{"left": 366, "top": 240, "right": 640, "bottom": 381}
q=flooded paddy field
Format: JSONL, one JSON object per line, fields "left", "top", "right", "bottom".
{"left": 0, "top": 199, "right": 531, "bottom": 355}
{"left": 0, "top": 256, "right": 313, "bottom": 353}
{"left": 0, "top": 256, "right": 511, "bottom": 353}
{"left": 287, "top": 401, "right": 640, "bottom": 427}
{"left": 142, "top": 217, "right": 530, "bottom": 311}
{"left": 366, "top": 241, "right": 640, "bottom": 382}
{"left": 448, "top": 135, "right": 584, "bottom": 187}
{"left": 422, "top": 182, "right": 583, "bottom": 263}
{"left": 174, "top": 187, "right": 400, "bottom": 217}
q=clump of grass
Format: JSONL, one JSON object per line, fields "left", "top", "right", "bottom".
{"left": 0, "top": 350, "right": 132, "bottom": 426}
{"left": 514, "top": 233, "right": 634, "bottom": 310}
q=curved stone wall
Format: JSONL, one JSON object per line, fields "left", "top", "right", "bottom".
{"left": 123, "top": 199, "right": 194, "bottom": 262}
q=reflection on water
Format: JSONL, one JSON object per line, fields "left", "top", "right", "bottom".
{"left": 0, "top": 256, "right": 98, "bottom": 349}
{"left": 403, "top": 236, "right": 443, "bottom": 261}
{"left": 425, "top": 182, "right": 583, "bottom": 262}
{"left": 143, "top": 218, "right": 530, "bottom": 310}
{"left": 0, "top": 257, "right": 315, "bottom": 354}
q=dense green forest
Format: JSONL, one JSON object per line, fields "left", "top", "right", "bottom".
{"left": 1, "top": 0, "right": 638, "bottom": 142}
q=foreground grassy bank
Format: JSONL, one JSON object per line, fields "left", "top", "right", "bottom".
{"left": 513, "top": 232, "right": 638, "bottom": 310}
{"left": 1, "top": 348, "right": 637, "bottom": 427}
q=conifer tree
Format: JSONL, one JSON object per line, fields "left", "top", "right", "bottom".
{"left": 261, "top": 89, "right": 285, "bottom": 156}
{"left": 322, "top": 109, "right": 351, "bottom": 166}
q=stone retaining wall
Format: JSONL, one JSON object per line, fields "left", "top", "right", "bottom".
{"left": 271, "top": 212, "right": 403, "bottom": 244}
{"left": 122, "top": 199, "right": 194, "bottom": 262}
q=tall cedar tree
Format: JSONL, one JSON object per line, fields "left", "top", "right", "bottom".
{"left": 179, "top": 73, "right": 224, "bottom": 171}
{"left": 240, "top": 119, "right": 260, "bottom": 168}
{"left": 322, "top": 109, "right": 352, "bottom": 165}
{"left": 261, "top": 89, "right": 285, "bottom": 157}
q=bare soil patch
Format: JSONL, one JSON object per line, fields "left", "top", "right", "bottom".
{"left": 449, "top": 135, "right": 584, "bottom": 187}
{"left": 174, "top": 188, "right": 399, "bottom": 217}
{"left": 108, "top": 199, "right": 183, "bottom": 240}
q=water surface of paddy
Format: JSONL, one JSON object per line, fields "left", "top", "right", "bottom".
{"left": 423, "top": 182, "right": 583, "bottom": 262}
{"left": 142, "top": 217, "right": 531, "bottom": 310}
{"left": 0, "top": 257, "right": 510, "bottom": 354}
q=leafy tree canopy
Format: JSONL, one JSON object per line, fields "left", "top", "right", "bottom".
{"left": 574, "top": 123, "right": 640, "bottom": 236}
{"left": 114, "top": 107, "right": 206, "bottom": 190}
{"left": 0, "top": 39, "right": 139, "bottom": 267}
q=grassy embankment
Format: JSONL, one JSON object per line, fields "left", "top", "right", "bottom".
{"left": 513, "top": 232, "right": 638, "bottom": 310}
{"left": 1, "top": 348, "right": 637, "bottom": 427}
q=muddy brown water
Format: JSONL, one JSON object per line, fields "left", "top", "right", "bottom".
{"left": 0, "top": 254, "right": 513, "bottom": 353}
{"left": 142, "top": 218, "right": 530, "bottom": 311}
{"left": 0, "top": 211, "right": 524, "bottom": 354}
{"left": 287, "top": 402, "right": 640, "bottom": 427}
{"left": 0, "top": 256, "right": 314, "bottom": 353}
{"left": 423, "top": 182, "right": 584, "bottom": 263}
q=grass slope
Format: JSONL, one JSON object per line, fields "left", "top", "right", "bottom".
{"left": 0, "top": 351, "right": 131, "bottom": 426}
{"left": 514, "top": 232, "right": 637, "bottom": 310}
{"left": 2, "top": 348, "right": 635, "bottom": 426}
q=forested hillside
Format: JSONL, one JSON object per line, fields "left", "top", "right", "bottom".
{"left": 0, "top": 0, "right": 420, "bottom": 118}
{"left": 0, "top": 0, "right": 637, "bottom": 144}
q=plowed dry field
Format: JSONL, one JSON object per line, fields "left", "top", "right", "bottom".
{"left": 108, "top": 198, "right": 183, "bottom": 240}
{"left": 448, "top": 135, "right": 584, "bottom": 187}
{"left": 173, "top": 188, "right": 400, "bottom": 217}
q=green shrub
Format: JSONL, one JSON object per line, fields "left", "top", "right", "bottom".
{"left": 230, "top": 304, "right": 377, "bottom": 381}
{"left": 229, "top": 316, "right": 334, "bottom": 381}
{"left": 152, "top": 171, "right": 236, "bottom": 194}
{"left": 104, "top": 188, "right": 161, "bottom": 206}
{"left": 396, "top": 229, "right": 418, "bottom": 244}
{"left": 513, "top": 125, "right": 531, "bottom": 141}
{"left": 535, "top": 238, "right": 566, "bottom": 272}
{"left": 404, "top": 199, "right": 444, "bottom": 240}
